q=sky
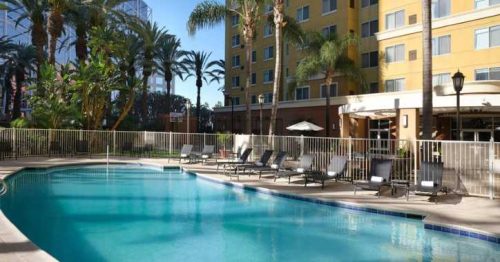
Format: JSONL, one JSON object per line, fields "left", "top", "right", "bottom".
{"left": 144, "top": 0, "right": 225, "bottom": 108}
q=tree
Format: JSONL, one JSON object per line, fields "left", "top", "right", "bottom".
{"left": 182, "top": 50, "right": 222, "bottom": 132}
{"left": 47, "top": 0, "right": 70, "bottom": 64}
{"left": 130, "top": 19, "right": 166, "bottom": 125}
{"left": 295, "top": 32, "right": 365, "bottom": 137}
{"left": 422, "top": 0, "right": 433, "bottom": 140}
{"left": 188, "top": 0, "right": 265, "bottom": 134}
{"left": 157, "top": 35, "right": 187, "bottom": 118}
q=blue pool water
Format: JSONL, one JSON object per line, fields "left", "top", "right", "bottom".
{"left": 0, "top": 165, "right": 498, "bottom": 262}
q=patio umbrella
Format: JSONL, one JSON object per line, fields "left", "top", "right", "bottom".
{"left": 286, "top": 121, "right": 324, "bottom": 132}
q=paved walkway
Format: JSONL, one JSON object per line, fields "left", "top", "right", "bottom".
{"left": 0, "top": 157, "right": 499, "bottom": 261}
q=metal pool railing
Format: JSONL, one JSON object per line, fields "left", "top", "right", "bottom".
{"left": 0, "top": 128, "right": 497, "bottom": 199}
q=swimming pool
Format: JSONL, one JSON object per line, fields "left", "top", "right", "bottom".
{"left": 0, "top": 165, "right": 498, "bottom": 261}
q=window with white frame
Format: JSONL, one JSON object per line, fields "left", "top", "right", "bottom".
{"left": 431, "top": 0, "right": 450, "bottom": 19}
{"left": 475, "top": 25, "right": 500, "bottom": 49}
{"left": 295, "top": 86, "right": 310, "bottom": 100}
{"left": 252, "top": 50, "right": 257, "bottom": 63}
{"left": 432, "top": 73, "right": 451, "bottom": 86}
{"left": 232, "top": 97, "right": 240, "bottom": 105}
{"left": 264, "top": 92, "right": 273, "bottom": 103}
{"left": 475, "top": 0, "right": 500, "bottom": 9}
{"left": 264, "top": 23, "right": 273, "bottom": 37}
{"left": 475, "top": 67, "right": 500, "bottom": 80}
{"left": 385, "top": 44, "right": 405, "bottom": 63}
{"left": 361, "top": 19, "right": 378, "bottom": 38}
{"left": 432, "top": 35, "right": 451, "bottom": 55}
{"left": 264, "top": 69, "right": 274, "bottom": 83}
{"left": 231, "top": 55, "right": 240, "bottom": 68}
{"left": 322, "top": 25, "right": 337, "bottom": 37}
{"left": 361, "top": 0, "right": 378, "bottom": 8}
{"left": 385, "top": 10, "right": 404, "bottom": 30}
{"left": 231, "top": 76, "right": 240, "bottom": 88}
{"left": 322, "top": 0, "right": 337, "bottom": 14}
{"left": 231, "top": 15, "right": 239, "bottom": 27}
{"left": 231, "top": 35, "right": 240, "bottom": 47}
{"left": 296, "top": 6, "right": 310, "bottom": 22}
{"left": 361, "top": 51, "right": 378, "bottom": 68}
{"left": 251, "top": 73, "right": 257, "bottom": 85}
{"left": 320, "top": 83, "right": 338, "bottom": 98}
{"left": 385, "top": 78, "right": 405, "bottom": 92}
{"left": 264, "top": 46, "right": 274, "bottom": 60}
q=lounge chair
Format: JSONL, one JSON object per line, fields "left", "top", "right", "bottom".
{"left": 354, "top": 158, "right": 392, "bottom": 198}
{"left": 237, "top": 149, "right": 274, "bottom": 173}
{"left": 192, "top": 145, "right": 216, "bottom": 164}
{"left": 305, "top": 155, "right": 348, "bottom": 189}
{"left": 48, "top": 141, "right": 63, "bottom": 157}
{"left": 274, "top": 154, "right": 315, "bottom": 183}
{"left": 175, "top": 144, "right": 194, "bottom": 163}
{"left": 216, "top": 148, "right": 253, "bottom": 173}
{"left": 247, "top": 151, "right": 287, "bottom": 179}
{"left": 415, "top": 162, "right": 444, "bottom": 203}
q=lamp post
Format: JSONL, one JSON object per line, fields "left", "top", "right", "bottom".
{"left": 258, "top": 94, "right": 264, "bottom": 136}
{"left": 452, "top": 70, "right": 465, "bottom": 140}
{"left": 185, "top": 99, "right": 191, "bottom": 134}
{"left": 223, "top": 90, "right": 234, "bottom": 133}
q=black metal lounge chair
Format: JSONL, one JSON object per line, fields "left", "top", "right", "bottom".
{"left": 305, "top": 155, "right": 348, "bottom": 189}
{"left": 415, "top": 162, "right": 444, "bottom": 203}
{"left": 216, "top": 148, "right": 253, "bottom": 174}
{"left": 75, "top": 140, "right": 90, "bottom": 157}
{"left": 274, "top": 154, "right": 315, "bottom": 183}
{"left": 354, "top": 158, "right": 393, "bottom": 198}
{"left": 175, "top": 144, "right": 194, "bottom": 163}
{"left": 247, "top": 151, "right": 287, "bottom": 179}
{"left": 237, "top": 149, "right": 274, "bottom": 174}
{"left": 192, "top": 145, "right": 216, "bottom": 164}
{"left": 49, "top": 141, "right": 63, "bottom": 157}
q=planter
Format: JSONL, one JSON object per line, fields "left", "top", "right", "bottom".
{"left": 219, "top": 149, "right": 231, "bottom": 158}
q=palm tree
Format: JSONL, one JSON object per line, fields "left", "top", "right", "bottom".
{"left": 157, "top": 36, "right": 187, "bottom": 118}
{"left": 188, "top": 0, "right": 265, "bottom": 134}
{"left": 5, "top": 0, "right": 48, "bottom": 79}
{"left": 422, "top": 0, "right": 433, "bottom": 140}
{"left": 295, "top": 32, "right": 365, "bottom": 137}
{"left": 0, "top": 37, "right": 16, "bottom": 116}
{"left": 47, "top": 0, "right": 70, "bottom": 64}
{"left": 182, "top": 50, "right": 222, "bottom": 132}
{"left": 130, "top": 19, "right": 166, "bottom": 125}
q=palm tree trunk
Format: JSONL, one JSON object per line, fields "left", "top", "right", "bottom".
{"left": 75, "top": 25, "right": 88, "bottom": 62}
{"left": 4, "top": 74, "right": 12, "bottom": 116}
{"left": 196, "top": 78, "right": 202, "bottom": 133}
{"left": 244, "top": 36, "right": 253, "bottom": 134}
{"left": 325, "top": 77, "right": 332, "bottom": 137}
{"left": 31, "top": 23, "right": 47, "bottom": 82}
{"left": 111, "top": 90, "right": 135, "bottom": 130}
{"left": 141, "top": 73, "right": 150, "bottom": 125}
{"left": 269, "top": 1, "right": 284, "bottom": 141}
{"left": 48, "top": 10, "right": 64, "bottom": 65}
{"left": 422, "top": 0, "right": 433, "bottom": 139}
{"left": 166, "top": 78, "right": 172, "bottom": 116}
{"left": 12, "top": 69, "right": 25, "bottom": 120}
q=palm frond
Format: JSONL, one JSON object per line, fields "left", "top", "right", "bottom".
{"left": 187, "top": 0, "right": 228, "bottom": 36}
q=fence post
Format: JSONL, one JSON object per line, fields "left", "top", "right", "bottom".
{"left": 489, "top": 137, "right": 494, "bottom": 200}
{"left": 300, "top": 135, "right": 304, "bottom": 156}
{"left": 203, "top": 133, "right": 206, "bottom": 146}
{"left": 12, "top": 128, "right": 16, "bottom": 159}
{"left": 169, "top": 132, "right": 173, "bottom": 155}
{"left": 414, "top": 140, "right": 418, "bottom": 186}
{"left": 251, "top": 134, "right": 254, "bottom": 160}
{"left": 113, "top": 130, "right": 116, "bottom": 156}
{"left": 144, "top": 130, "right": 147, "bottom": 145}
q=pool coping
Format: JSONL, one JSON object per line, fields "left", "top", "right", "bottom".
{"left": 0, "top": 160, "right": 498, "bottom": 262}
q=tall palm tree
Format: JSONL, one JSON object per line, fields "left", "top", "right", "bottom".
{"left": 47, "top": 0, "right": 70, "bottom": 64}
{"left": 0, "top": 37, "right": 16, "bottom": 116}
{"left": 422, "top": 0, "right": 433, "bottom": 140}
{"left": 182, "top": 50, "right": 222, "bottom": 132}
{"left": 188, "top": 0, "right": 265, "bottom": 134}
{"left": 130, "top": 19, "right": 166, "bottom": 125}
{"left": 157, "top": 36, "right": 187, "bottom": 117}
{"left": 295, "top": 32, "right": 365, "bottom": 137}
{"left": 5, "top": 0, "right": 48, "bottom": 79}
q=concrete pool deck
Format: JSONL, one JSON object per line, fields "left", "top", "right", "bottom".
{"left": 0, "top": 157, "right": 499, "bottom": 261}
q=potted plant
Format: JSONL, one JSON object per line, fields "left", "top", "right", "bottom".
{"left": 217, "top": 132, "right": 232, "bottom": 158}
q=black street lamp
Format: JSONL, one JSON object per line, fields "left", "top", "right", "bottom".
{"left": 258, "top": 94, "right": 264, "bottom": 136}
{"left": 452, "top": 70, "right": 465, "bottom": 140}
{"left": 223, "top": 90, "right": 234, "bottom": 134}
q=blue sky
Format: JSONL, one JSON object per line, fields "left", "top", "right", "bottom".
{"left": 144, "top": 0, "right": 225, "bottom": 108}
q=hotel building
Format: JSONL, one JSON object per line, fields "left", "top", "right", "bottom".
{"left": 215, "top": 0, "right": 500, "bottom": 143}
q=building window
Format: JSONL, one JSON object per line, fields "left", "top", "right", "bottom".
{"left": 252, "top": 50, "right": 257, "bottom": 63}
{"left": 264, "top": 46, "right": 274, "bottom": 60}
{"left": 296, "top": 6, "right": 310, "bottom": 22}
{"left": 232, "top": 97, "right": 240, "bottom": 105}
{"left": 475, "top": 67, "right": 500, "bottom": 80}
{"left": 385, "top": 78, "right": 405, "bottom": 92}
{"left": 369, "top": 82, "right": 379, "bottom": 93}
{"left": 231, "top": 15, "right": 239, "bottom": 27}
{"left": 295, "top": 86, "right": 310, "bottom": 100}
{"left": 264, "top": 93, "right": 273, "bottom": 103}
{"left": 264, "top": 23, "right": 273, "bottom": 37}
{"left": 231, "top": 35, "right": 240, "bottom": 47}
{"left": 361, "top": 0, "right": 378, "bottom": 8}
{"left": 475, "top": 25, "right": 500, "bottom": 49}
{"left": 322, "top": 25, "right": 337, "bottom": 37}
{"left": 385, "top": 10, "right": 404, "bottom": 30}
{"left": 361, "top": 19, "right": 378, "bottom": 38}
{"left": 475, "top": 0, "right": 500, "bottom": 9}
{"left": 231, "top": 55, "right": 240, "bottom": 68}
{"left": 322, "top": 0, "right": 337, "bottom": 14}
{"left": 231, "top": 76, "right": 240, "bottom": 88}
{"left": 251, "top": 95, "right": 257, "bottom": 104}
{"left": 432, "top": 73, "right": 451, "bottom": 86}
{"left": 251, "top": 73, "right": 257, "bottom": 85}
{"left": 432, "top": 0, "right": 450, "bottom": 19}
{"left": 361, "top": 51, "right": 378, "bottom": 68}
{"left": 432, "top": 35, "right": 451, "bottom": 55}
{"left": 320, "top": 83, "right": 338, "bottom": 98}
{"left": 264, "top": 69, "right": 274, "bottom": 83}
{"left": 385, "top": 44, "right": 405, "bottom": 63}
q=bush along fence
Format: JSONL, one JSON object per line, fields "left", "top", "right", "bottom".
{"left": 0, "top": 128, "right": 497, "bottom": 199}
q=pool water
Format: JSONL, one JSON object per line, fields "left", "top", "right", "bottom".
{"left": 0, "top": 165, "right": 498, "bottom": 262}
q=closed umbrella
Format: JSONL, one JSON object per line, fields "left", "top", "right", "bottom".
{"left": 286, "top": 121, "right": 324, "bottom": 132}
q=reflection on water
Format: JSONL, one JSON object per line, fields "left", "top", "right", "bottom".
{"left": 1, "top": 165, "right": 498, "bottom": 262}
